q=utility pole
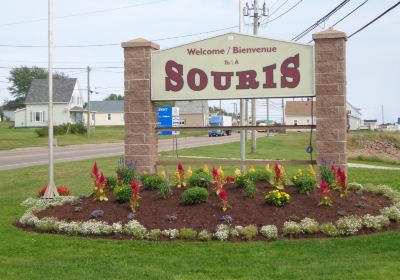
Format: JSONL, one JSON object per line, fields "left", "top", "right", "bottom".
{"left": 244, "top": 0, "right": 268, "bottom": 152}
{"left": 87, "top": 66, "right": 91, "bottom": 137}
{"left": 381, "top": 104, "right": 384, "bottom": 124}
{"left": 282, "top": 98, "right": 285, "bottom": 125}
{"left": 239, "top": 0, "right": 246, "bottom": 172}
{"left": 43, "top": 0, "right": 58, "bottom": 199}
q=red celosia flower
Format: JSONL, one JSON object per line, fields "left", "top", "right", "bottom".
{"left": 274, "top": 163, "right": 281, "bottom": 183}
{"left": 57, "top": 186, "right": 70, "bottom": 196}
{"left": 225, "top": 176, "right": 235, "bottom": 183}
{"left": 212, "top": 166, "right": 218, "bottom": 178}
{"left": 219, "top": 188, "right": 228, "bottom": 201}
{"left": 91, "top": 162, "right": 99, "bottom": 179}
{"left": 320, "top": 180, "right": 330, "bottom": 197}
{"left": 337, "top": 168, "right": 346, "bottom": 186}
{"left": 38, "top": 186, "right": 47, "bottom": 197}
{"left": 131, "top": 180, "right": 139, "bottom": 197}
{"left": 178, "top": 163, "right": 184, "bottom": 174}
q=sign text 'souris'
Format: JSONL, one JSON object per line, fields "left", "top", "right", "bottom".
{"left": 165, "top": 54, "right": 300, "bottom": 92}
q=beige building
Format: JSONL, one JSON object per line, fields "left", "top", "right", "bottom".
{"left": 285, "top": 101, "right": 316, "bottom": 128}
{"left": 175, "top": 101, "right": 209, "bottom": 127}
{"left": 83, "top": 101, "right": 124, "bottom": 126}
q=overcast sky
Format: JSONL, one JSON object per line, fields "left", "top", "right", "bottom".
{"left": 0, "top": 0, "right": 399, "bottom": 122}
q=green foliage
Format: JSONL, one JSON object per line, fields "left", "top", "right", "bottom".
{"left": 299, "top": 218, "right": 319, "bottom": 234}
{"left": 105, "top": 176, "right": 117, "bottom": 189}
{"left": 140, "top": 174, "right": 164, "bottom": 190}
{"left": 320, "top": 223, "right": 339, "bottom": 237}
{"left": 119, "top": 167, "right": 136, "bottom": 186}
{"left": 103, "top": 94, "right": 123, "bottom": 101}
{"left": 146, "top": 229, "right": 161, "bottom": 241}
{"left": 243, "top": 178, "right": 256, "bottom": 198}
{"left": 293, "top": 175, "right": 316, "bottom": 194}
{"left": 239, "top": 225, "right": 258, "bottom": 241}
{"left": 179, "top": 228, "right": 197, "bottom": 239}
{"left": 34, "top": 123, "right": 87, "bottom": 137}
{"left": 265, "top": 189, "right": 291, "bottom": 207}
{"left": 113, "top": 185, "right": 131, "bottom": 203}
{"left": 182, "top": 187, "right": 209, "bottom": 205}
{"left": 187, "top": 171, "right": 213, "bottom": 188}
{"left": 158, "top": 181, "right": 172, "bottom": 199}
{"left": 336, "top": 215, "right": 363, "bottom": 235}
{"left": 198, "top": 230, "right": 212, "bottom": 241}
{"left": 319, "top": 165, "right": 335, "bottom": 188}
{"left": 283, "top": 221, "right": 301, "bottom": 236}
{"left": 247, "top": 170, "right": 272, "bottom": 182}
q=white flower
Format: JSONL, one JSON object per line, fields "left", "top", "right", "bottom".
{"left": 214, "top": 224, "right": 230, "bottom": 241}
{"left": 260, "top": 225, "right": 278, "bottom": 240}
{"left": 161, "top": 229, "right": 179, "bottom": 239}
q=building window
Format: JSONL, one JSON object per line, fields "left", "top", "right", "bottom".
{"left": 32, "top": 111, "right": 45, "bottom": 122}
{"left": 107, "top": 114, "right": 112, "bottom": 120}
{"left": 179, "top": 119, "right": 185, "bottom": 125}
{"left": 294, "top": 120, "right": 298, "bottom": 125}
{"left": 91, "top": 113, "right": 95, "bottom": 121}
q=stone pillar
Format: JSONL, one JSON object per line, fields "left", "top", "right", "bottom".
{"left": 313, "top": 28, "right": 347, "bottom": 171}
{"left": 122, "top": 38, "right": 160, "bottom": 174}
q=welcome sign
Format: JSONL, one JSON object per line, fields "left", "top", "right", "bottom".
{"left": 151, "top": 33, "right": 314, "bottom": 101}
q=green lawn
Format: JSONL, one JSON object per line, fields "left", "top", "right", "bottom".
{"left": 0, "top": 156, "right": 399, "bottom": 279}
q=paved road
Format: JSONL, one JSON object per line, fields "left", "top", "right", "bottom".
{"left": 0, "top": 134, "right": 249, "bottom": 170}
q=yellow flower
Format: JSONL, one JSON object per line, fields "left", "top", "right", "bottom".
{"left": 217, "top": 166, "right": 224, "bottom": 178}
{"left": 187, "top": 167, "right": 193, "bottom": 178}
{"left": 248, "top": 166, "right": 256, "bottom": 173}
{"left": 234, "top": 168, "right": 242, "bottom": 177}
{"left": 308, "top": 164, "right": 317, "bottom": 180}
{"left": 203, "top": 164, "right": 209, "bottom": 174}
{"left": 265, "top": 164, "right": 272, "bottom": 174}
{"left": 160, "top": 170, "right": 167, "bottom": 179}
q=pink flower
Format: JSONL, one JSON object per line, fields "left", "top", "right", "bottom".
{"left": 91, "top": 162, "right": 99, "bottom": 179}
{"left": 178, "top": 163, "right": 184, "bottom": 174}
{"left": 212, "top": 166, "right": 218, "bottom": 178}
{"left": 274, "top": 163, "right": 281, "bottom": 183}
{"left": 131, "top": 180, "right": 139, "bottom": 197}
{"left": 320, "top": 180, "right": 330, "bottom": 197}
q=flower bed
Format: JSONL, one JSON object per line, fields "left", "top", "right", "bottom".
{"left": 18, "top": 181, "right": 400, "bottom": 242}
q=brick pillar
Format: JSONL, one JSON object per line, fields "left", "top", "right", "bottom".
{"left": 313, "top": 28, "right": 347, "bottom": 171}
{"left": 122, "top": 38, "right": 160, "bottom": 174}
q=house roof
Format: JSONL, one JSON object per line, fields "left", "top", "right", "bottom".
{"left": 175, "top": 101, "right": 208, "bottom": 115}
{"left": 285, "top": 101, "right": 316, "bottom": 116}
{"left": 25, "top": 78, "right": 77, "bottom": 103}
{"left": 364, "top": 119, "right": 377, "bottom": 123}
{"left": 88, "top": 101, "right": 124, "bottom": 113}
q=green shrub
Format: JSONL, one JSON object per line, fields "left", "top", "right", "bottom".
{"left": 182, "top": 187, "right": 209, "bottom": 205}
{"left": 247, "top": 170, "right": 271, "bottom": 182}
{"left": 362, "top": 214, "right": 390, "bottom": 230}
{"left": 198, "top": 230, "right": 212, "bottom": 241}
{"left": 119, "top": 167, "right": 136, "bottom": 185}
{"left": 34, "top": 123, "right": 87, "bottom": 137}
{"left": 336, "top": 215, "right": 363, "bottom": 235}
{"left": 141, "top": 174, "right": 164, "bottom": 190}
{"left": 380, "top": 205, "right": 400, "bottom": 221}
{"left": 299, "top": 218, "right": 319, "bottom": 234}
{"left": 158, "top": 181, "right": 172, "bottom": 199}
{"left": 146, "top": 229, "right": 161, "bottom": 241}
{"left": 239, "top": 225, "right": 258, "bottom": 240}
{"left": 347, "top": 182, "right": 364, "bottom": 193}
{"left": 34, "top": 128, "right": 47, "bottom": 137}
{"left": 320, "top": 223, "right": 339, "bottom": 237}
{"left": 283, "top": 221, "right": 301, "bottom": 237}
{"left": 105, "top": 176, "right": 117, "bottom": 189}
{"left": 260, "top": 225, "right": 278, "bottom": 240}
{"left": 293, "top": 175, "right": 316, "bottom": 194}
{"left": 179, "top": 228, "right": 197, "bottom": 239}
{"left": 69, "top": 123, "right": 87, "bottom": 134}
{"left": 243, "top": 178, "right": 256, "bottom": 198}
{"left": 319, "top": 165, "right": 335, "bottom": 188}
{"left": 235, "top": 174, "right": 248, "bottom": 188}
{"left": 187, "top": 172, "right": 213, "bottom": 188}
{"left": 114, "top": 185, "right": 131, "bottom": 203}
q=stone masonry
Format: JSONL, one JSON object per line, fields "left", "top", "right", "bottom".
{"left": 313, "top": 29, "right": 347, "bottom": 171}
{"left": 122, "top": 38, "right": 160, "bottom": 173}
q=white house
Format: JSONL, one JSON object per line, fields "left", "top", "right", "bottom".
{"left": 83, "top": 100, "right": 124, "bottom": 126}
{"left": 14, "top": 78, "right": 84, "bottom": 128}
{"left": 284, "top": 100, "right": 363, "bottom": 131}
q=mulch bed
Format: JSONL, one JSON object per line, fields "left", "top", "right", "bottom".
{"left": 27, "top": 182, "right": 400, "bottom": 240}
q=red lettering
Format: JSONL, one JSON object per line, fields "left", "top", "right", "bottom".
{"left": 165, "top": 60, "right": 184, "bottom": 92}
{"left": 187, "top": 68, "right": 208, "bottom": 91}
{"left": 280, "top": 54, "right": 300, "bottom": 88}
{"left": 211, "top": 71, "right": 234, "bottom": 90}
{"left": 262, "top": 64, "right": 277, "bottom": 88}
{"left": 236, "top": 70, "right": 259, "bottom": 90}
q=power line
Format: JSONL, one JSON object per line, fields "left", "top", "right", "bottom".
{"left": 307, "top": 0, "right": 370, "bottom": 43}
{"left": 269, "top": 0, "right": 289, "bottom": 17}
{"left": 291, "top": 0, "right": 350, "bottom": 42}
{"left": 260, "top": 0, "right": 304, "bottom": 26}
{"left": 348, "top": 1, "right": 400, "bottom": 39}
{"left": 0, "top": 0, "right": 167, "bottom": 28}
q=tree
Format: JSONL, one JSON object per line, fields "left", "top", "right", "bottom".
{"left": 7, "top": 66, "right": 69, "bottom": 99}
{"left": 103, "top": 94, "right": 124, "bottom": 101}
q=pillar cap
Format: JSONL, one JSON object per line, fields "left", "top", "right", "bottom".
{"left": 121, "top": 38, "right": 160, "bottom": 49}
{"left": 312, "top": 28, "right": 347, "bottom": 40}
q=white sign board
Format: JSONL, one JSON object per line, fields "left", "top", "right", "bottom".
{"left": 151, "top": 32, "right": 314, "bottom": 101}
